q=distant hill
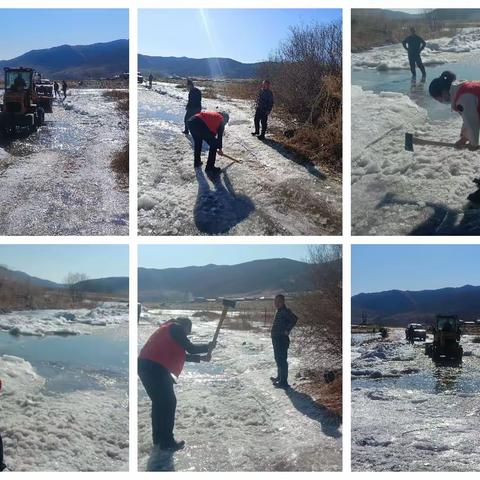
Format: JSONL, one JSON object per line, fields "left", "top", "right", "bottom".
{"left": 138, "top": 54, "right": 265, "bottom": 79}
{"left": 353, "top": 9, "right": 480, "bottom": 21}
{"left": 0, "top": 265, "right": 127, "bottom": 296}
{"left": 138, "top": 258, "right": 314, "bottom": 302}
{"left": 352, "top": 285, "right": 480, "bottom": 326}
{"left": 0, "top": 39, "right": 129, "bottom": 80}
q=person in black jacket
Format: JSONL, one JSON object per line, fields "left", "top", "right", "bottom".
{"left": 402, "top": 27, "right": 427, "bottom": 81}
{"left": 182, "top": 79, "right": 202, "bottom": 135}
{"left": 0, "top": 379, "right": 6, "bottom": 472}
{"left": 270, "top": 294, "right": 297, "bottom": 390}
{"left": 252, "top": 80, "right": 274, "bottom": 140}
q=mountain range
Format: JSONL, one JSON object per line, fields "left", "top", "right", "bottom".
{"left": 0, "top": 39, "right": 129, "bottom": 79}
{"left": 354, "top": 9, "right": 480, "bottom": 21}
{"left": 138, "top": 258, "right": 313, "bottom": 302}
{"left": 352, "top": 284, "right": 480, "bottom": 326}
{"left": 138, "top": 54, "right": 264, "bottom": 79}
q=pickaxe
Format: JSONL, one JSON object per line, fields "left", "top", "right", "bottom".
{"left": 209, "top": 298, "right": 236, "bottom": 355}
{"left": 405, "top": 133, "right": 459, "bottom": 152}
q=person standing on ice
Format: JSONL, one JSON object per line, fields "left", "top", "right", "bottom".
{"left": 0, "top": 379, "right": 7, "bottom": 472}
{"left": 62, "top": 80, "right": 68, "bottom": 99}
{"left": 182, "top": 79, "right": 202, "bottom": 135}
{"left": 429, "top": 71, "right": 480, "bottom": 150}
{"left": 138, "top": 317, "right": 216, "bottom": 451}
{"left": 402, "top": 27, "right": 427, "bottom": 82}
{"left": 270, "top": 294, "right": 298, "bottom": 390}
{"left": 54, "top": 81, "right": 60, "bottom": 98}
{"left": 251, "top": 80, "right": 274, "bottom": 140}
{"left": 148, "top": 74, "right": 153, "bottom": 89}
{"left": 187, "top": 110, "right": 230, "bottom": 175}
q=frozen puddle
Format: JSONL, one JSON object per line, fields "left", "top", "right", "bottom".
{"left": 352, "top": 28, "right": 480, "bottom": 235}
{"left": 138, "top": 310, "right": 342, "bottom": 471}
{"left": 138, "top": 82, "right": 342, "bottom": 236}
{"left": 0, "top": 89, "right": 129, "bottom": 235}
{"left": 0, "top": 303, "right": 129, "bottom": 471}
{"left": 352, "top": 330, "right": 480, "bottom": 471}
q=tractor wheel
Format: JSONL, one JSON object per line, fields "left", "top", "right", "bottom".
{"left": 35, "top": 107, "right": 45, "bottom": 127}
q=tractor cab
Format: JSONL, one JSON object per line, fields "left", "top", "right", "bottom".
{"left": 425, "top": 315, "right": 463, "bottom": 362}
{"left": 0, "top": 67, "right": 45, "bottom": 134}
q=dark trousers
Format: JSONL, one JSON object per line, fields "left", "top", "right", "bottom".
{"left": 0, "top": 433, "right": 5, "bottom": 470}
{"left": 138, "top": 358, "right": 176, "bottom": 447}
{"left": 184, "top": 107, "right": 201, "bottom": 134}
{"left": 254, "top": 109, "right": 269, "bottom": 136}
{"left": 187, "top": 116, "right": 218, "bottom": 168}
{"left": 408, "top": 52, "right": 426, "bottom": 77}
{"left": 272, "top": 335, "right": 290, "bottom": 383}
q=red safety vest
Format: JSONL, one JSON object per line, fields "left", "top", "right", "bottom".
{"left": 139, "top": 321, "right": 186, "bottom": 377}
{"left": 453, "top": 81, "right": 480, "bottom": 114}
{"left": 196, "top": 111, "right": 224, "bottom": 134}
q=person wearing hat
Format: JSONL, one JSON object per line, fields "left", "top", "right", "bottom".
{"left": 182, "top": 79, "right": 202, "bottom": 135}
{"left": 429, "top": 70, "right": 480, "bottom": 150}
{"left": 186, "top": 110, "right": 230, "bottom": 174}
{"left": 138, "top": 317, "right": 216, "bottom": 451}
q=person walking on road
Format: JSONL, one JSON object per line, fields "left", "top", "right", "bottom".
{"left": 251, "top": 80, "right": 274, "bottom": 140}
{"left": 187, "top": 110, "right": 230, "bottom": 174}
{"left": 402, "top": 27, "right": 427, "bottom": 81}
{"left": 61, "top": 80, "right": 68, "bottom": 100}
{"left": 270, "top": 294, "right": 298, "bottom": 390}
{"left": 182, "top": 79, "right": 202, "bottom": 135}
{"left": 138, "top": 318, "right": 216, "bottom": 451}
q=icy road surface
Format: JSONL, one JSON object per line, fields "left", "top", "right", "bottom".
{"left": 0, "top": 89, "right": 128, "bottom": 235}
{"left": 138, "top": 83, "right": 341, "bottom": 235}
{"left": 138, "top": 310, "right": 342, "bottom": 471}
{"left": 352, "top": 29, "right": 480, "bottom": 235}
{"left": 0, "top": 303, "right": 129, "bottom": 471}
{"left": 352, "top": 329, "right": 480, "bottom": 471}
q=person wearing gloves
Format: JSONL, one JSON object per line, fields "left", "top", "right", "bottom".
{"left": 429, "top": 71, "right": 480, "bottom": 150}
{"left": 186, "top": 110, "right": 230, "bottom": 174}
{"left": 138, "top": 318, "right": 216, "bottom": 451}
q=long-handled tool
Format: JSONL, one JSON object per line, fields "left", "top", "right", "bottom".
{"left": 405, "top": 132, "right": 458, "bottom": 152}
{"left": 220, "top": 152, "right": 242, "bottom": 164}
{"left": 209, "top": 298, "right": 236, "bottom": 355}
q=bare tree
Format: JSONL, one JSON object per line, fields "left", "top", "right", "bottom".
{"left": 64, "top": 272, "right": 88, "bottom": 304}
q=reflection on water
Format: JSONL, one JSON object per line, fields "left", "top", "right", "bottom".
{"left": 352, "top": 54, "right": 480, "bottom": 122}
{"left": 0, "top": 328, "right": 128, "bottom": 393}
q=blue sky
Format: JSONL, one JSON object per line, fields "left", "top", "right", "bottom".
{"left": 139, "top": 9, "right": 341, "bottom": 63}
{"left": 0, "top": 9, "right": 129, "bottom": 60}
{"left": 352, "top": 245, "right": 480, "bottom": 296}
{"left": 0, "top": 245, "right": 128, "bottom": 283}
{"left": 139, "top": 244, "right": 315, "bottom": 269}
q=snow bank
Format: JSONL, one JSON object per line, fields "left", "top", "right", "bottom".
{"left": 353, "top": 29, "right": 480, "bottom": 72}
{"left": 0, "top": 302, "right": 128, "bottom": 337}
{"left": 352, "top": 87, "right": 480, "bottom": 235}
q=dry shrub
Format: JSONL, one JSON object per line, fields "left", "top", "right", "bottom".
{"left": 222, "top": 80, "right": 259, "bottom": 100}
{"left": 102, "top": 89, "right": 129, "bottom": 112}
{"left": 111, "top": 142, "right": 129, "bottom": 181}
{"left": 257, "top": 21, "right": 342, "bottom": 173}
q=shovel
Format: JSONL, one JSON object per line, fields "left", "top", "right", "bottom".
{"left": 219, "top": 152, "right": 242, "bottom": 164}
{"left": 405, "top": 133, "right": 458, "bottom": 152}
{"left": 209, "top": 298, "right": 236, "bottom": 356}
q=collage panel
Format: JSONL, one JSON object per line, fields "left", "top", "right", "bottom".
{"left": 0, "top": 244, "right": 129, "bottom": 472}
{"left": 351, "top": 244, "right": 480, "bottom": 472}
{"left": 351, "top": 8, "right": 480, "bottom": 235}
{"left": 137, "top": 8, "right": 342, "bottom": 236}
{"left": 0, "top": 8, "right": 129, "bottom": 236}
{"left": 137, "top": 244, "right": 342, "bottom": 471}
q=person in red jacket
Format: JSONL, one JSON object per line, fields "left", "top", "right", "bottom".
{"left": 186, "top": 110, "right": 230, "bottom": 174}
{"left": 429, "top": 71, "right": 480, "bottom": 150}
{"left": 0, "top": 379, "right": 6, "bottom": 472}
{"left": 138, "top": 318, "right": 215, "bottom": 451}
